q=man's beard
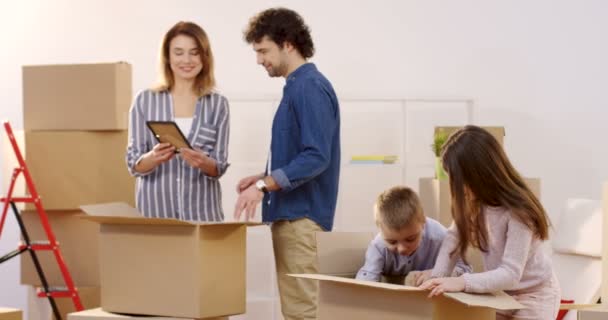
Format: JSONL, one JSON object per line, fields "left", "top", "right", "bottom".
{"left": 267, "top": 62, "right": 287, "bottom": 77}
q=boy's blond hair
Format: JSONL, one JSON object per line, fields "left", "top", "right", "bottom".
{"left": 374, "top": 186, "right": 425, "bottom": 230}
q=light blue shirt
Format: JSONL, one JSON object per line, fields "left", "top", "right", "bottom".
{"left": 356, "top": 217, "right": 471, "bottom": 281}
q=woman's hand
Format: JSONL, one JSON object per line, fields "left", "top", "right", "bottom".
{"left": 180, "top": 148, "right": 218, "bottom": 176}
{"left": 419, "top": 276, "right": 465, "bottom": 298}
{"left": 135, "top": 143, "right": 175, "bottom": 173}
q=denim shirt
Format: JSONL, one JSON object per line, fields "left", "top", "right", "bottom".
{"left": 263, "top": 63, "right": 340, "bottom": 231}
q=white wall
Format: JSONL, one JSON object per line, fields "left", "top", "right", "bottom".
{"left": 1, "top": 0, "right": 608, "bottom": 318}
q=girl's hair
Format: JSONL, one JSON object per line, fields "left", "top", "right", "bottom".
{"left": 154, "top": 21, "right": 215, "bottom": 96}
{"left": 441, "top": 125, "right": 550, "bottom": 260}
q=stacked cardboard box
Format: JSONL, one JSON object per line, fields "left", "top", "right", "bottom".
{"left": 20, "top": 62, "right": 133, "bottom": 319}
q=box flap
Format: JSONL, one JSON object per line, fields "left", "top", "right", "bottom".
{"left": 290, "top": 274, "right": 523, "bottom": 310}
{"left": 290, "top": 273, "right": 422, "bottom": 291}
{"left": 79, "top": 215, "right": 195, "bottom": 226}
{"left": 316, "top": 232, "right": 375, "bottom": 276}
{"left": 80, "top": 202, "right": 262, "bottom": 226}
{"left": 444, "top": 291, "right": 523, "bottom": 310}
{"left": 80, "top": 202, "right": 141, "bottom": 217}
{"left": 559, "top": 303, "right": 602, "bottom": 310}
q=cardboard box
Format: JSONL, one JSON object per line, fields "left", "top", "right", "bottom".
{"left": 579, "top": 306, "right": 608, "bottom": 320}
{"left": 27, "top": 286, "right": 100, "bottom": 320}
{"left": 0, "top": 308, "right": 22, "bottom": 320}
{"left": 20, "top": 210, "right": 100, "bottom": 286}
{"left": 293, "top": 273, "right": 521, "bottom": 320}
{"left": 25, "top": 131, "right": 134, "bottom": 210}
{"left": 79, "top": 203, "right": 259, "bottom": 319}
{"left": 292, "top": 231, "right": 522, "bottom": 320}
{"left": 419, "top": 177, "right": 541, "bottom": 228}
{"left": 435, "top": 126, "right": 505, "bottom": 146}
{"left": 23, "top": 62, "right": 131, "bottom": 131}
{"left": 67, "top": 308, "right": 227, "bottom": 320}
{"left": 316, "top": 231, "right": 375, "bottom": 276}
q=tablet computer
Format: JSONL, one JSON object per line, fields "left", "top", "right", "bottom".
{"left": 146, "top": 121, "right": 192, "bottom": 151}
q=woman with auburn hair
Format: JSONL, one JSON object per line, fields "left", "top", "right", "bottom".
{"left": 419, "top": 125, "right": 560, "bottom": 320}
{"left": 126, "top": 21, "right": 230, "bottom": 222}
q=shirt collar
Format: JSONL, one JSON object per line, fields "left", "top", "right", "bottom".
{"left": 286, "top": 62, "right": 316, "bottom": 83}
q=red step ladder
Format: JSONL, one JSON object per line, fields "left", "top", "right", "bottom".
{"left": 0, "top": 121, "right": 83, "bottom": 320}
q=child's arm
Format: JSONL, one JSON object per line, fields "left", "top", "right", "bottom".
{"left": 461, "top": 215, "right": 533, "bottom": 293}
{"left": 452, "top": 257, "right": 473, "bottom": 276}
{"left": 431, "top": 223, "right": 460, "bottom": 278}
{"left": 355, "top": 239, "right": 385, "bottom": 282}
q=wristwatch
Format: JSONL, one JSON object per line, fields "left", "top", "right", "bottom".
{"left": 255, "top": 179, "right": 269, "bottom": 193}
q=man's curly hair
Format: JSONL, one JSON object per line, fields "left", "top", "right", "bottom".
{"left": 244, "top": 7, "right": 315, "bottom": 58}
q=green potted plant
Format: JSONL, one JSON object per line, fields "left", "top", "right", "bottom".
{"left": 431, "top": 130, "right": 448, "bottom": 180}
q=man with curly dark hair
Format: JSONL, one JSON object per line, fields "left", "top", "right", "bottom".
{"left": 234, "top": 7, "right": 341, "bottom": 320}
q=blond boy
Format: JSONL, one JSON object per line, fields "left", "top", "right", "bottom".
{"left": 356, "top": 186, "right": 471, "bottom": 285}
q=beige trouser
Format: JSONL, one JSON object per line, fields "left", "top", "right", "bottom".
{"left": 272, "top": 218, "right": 323, "bottom": 320}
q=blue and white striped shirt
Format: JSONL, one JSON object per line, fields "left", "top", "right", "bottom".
{"left": 126, "top": 89, "right": 230, "bottom": 221}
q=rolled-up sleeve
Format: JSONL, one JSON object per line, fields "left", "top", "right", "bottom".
{"left": 126, "top": 91, "right": 153, "bottom": 177}
{"left": 208, "top": 96, "right": 230, "bottom": 178}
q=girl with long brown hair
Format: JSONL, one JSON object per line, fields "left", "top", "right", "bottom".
{"left": 419, "top": 125, "right": 560, "bottom": 319}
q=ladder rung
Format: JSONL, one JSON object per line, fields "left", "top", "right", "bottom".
{"left": 30, "top": 240, "right": 55, "bottom": 245}
{"left": 0, "top": 197, "right": 38, "bottom": 203}
{"left": 36, "top": 287, "right": 76, "bottom": 298}
{"left": 18, "top": 240, "right": 58, "bottom": 251}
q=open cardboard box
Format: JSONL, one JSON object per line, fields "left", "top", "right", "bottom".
{"left": 290, "top": 232, "right": 522, "bottom": 320}
{"left": 0, "top": 308, "right": 22, "bottom": 320}
{"left": 79, "top": 203, "right": 260, "bottom": 319}
{"left": 67, "top": 308, "right": 227, "bottom": 320}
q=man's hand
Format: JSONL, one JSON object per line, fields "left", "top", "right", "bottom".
{"left": 419, "top": 276, "right": 465, "bottom": 298}
{"left": 236, "top": 174, "right": 264, "bottom": 193}
{"left": 234, "top": 184, "right": 264, "bottom": 221}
